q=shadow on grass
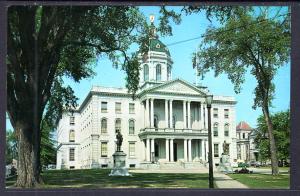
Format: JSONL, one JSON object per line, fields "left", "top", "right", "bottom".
{"left": 6, "top": 169, "right": 209, "bottom": 189}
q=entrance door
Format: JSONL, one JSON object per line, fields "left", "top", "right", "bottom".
{"left": 173, "top": 143, "right": 177, "bottom": 162}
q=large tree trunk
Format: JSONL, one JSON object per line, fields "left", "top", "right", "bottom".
{"left": 15, "top": 121, "right": 43, "bottom": 188}
{"left": 262, "top": 104, "right": 279, "bottom": 175}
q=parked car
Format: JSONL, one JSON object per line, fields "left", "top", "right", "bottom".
{"left": 249, "top": 161, "right": 261, "bottom": 167}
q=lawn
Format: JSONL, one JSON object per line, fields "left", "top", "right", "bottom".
{"left": 228, "top": 173, "right": 290, "bottom": 189}
{"left": 6, "top": 169, "right": 209, "bottom": 189}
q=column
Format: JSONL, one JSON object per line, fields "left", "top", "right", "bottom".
{"left": 150, "top": 98, "right": 154, "bottom": 128}
{"left": 170, "top": 139, "right": 174, "bottom": 162}
{"left": 203, "top": 104, "right": 206, "bottom": 129}
{"left": 183, "top": 100, "right": 186, "bottom": 129}
{"left": 165, "top": 139, "right": 169, "bottom": 161}
{"left": 201, "top": 139, "right": 205, "bottom": 160}
{"left": 188, "top": 139, "right": 192, "bottom": 162}
{"left": 146, "top": 138, "right": 150, "bottom": 161}
{"left": 165, "top": 100, "right": 169, "bottom": 128}
{"left": 187, "top": 101, "right": 191, "bottom": 129}
{"left": 151, "top": 138, "right": 155, "bottom": 162}
{"left": 199, "top": 102, "right": 202, "bottom": 130}
{"left": 184, "top": 139, "right": 188, "bottom": 162}
{"left": 145, "top": 99, "right": 149, "bottom": 127}
{"left": 169, "top": 100, "right": 173, "bottom": 128}
{"left": 205, "top": 139, "right": 209, "bottom": 161}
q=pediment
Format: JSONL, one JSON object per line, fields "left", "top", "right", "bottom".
{"left": 149, "top": 79, "right": 207, "bottom": 96}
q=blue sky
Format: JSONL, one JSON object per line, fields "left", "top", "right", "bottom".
{"left": 6, "top": 6, "right": 290, "bottom": 130}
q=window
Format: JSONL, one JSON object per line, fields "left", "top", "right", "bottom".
{"left": 224, "top": 109, "right": 229, "bottom": 118}
{"left": 214, "top": 144, "right": 219, "bottom": 157}
{"left": 101, "top": 102, "right": 107, "bottom": 113}
{"left": 167, "top": 65, "right": 171, "bottom": 80}
{"left": 129, "top": 142, "right": 135, "bottom": 158}
{"left": 70, "top": 116, "right": 75, "bottom": 125}
{"left": 69, "top": 148, "right": 75, "bottom": 161}
{"left": 101, "top": 142, "right": 108, "bottom": 157}
{"left": 129, "top": 119, "right": 135, "bottom": 135}
{"left": 69, "top": 130, "right": 75, "bottom": 142}
{"left": 115, "top": 119, "right": 121, "bottom": 133}
{"left": 144, "top": 64, "right": 149, "bottom": 81}
{"left": 156, "top": 64, "right": 161, "bottom": 81}
{"left": 101, "top": 118, "right": 107, "bottom": 134}
{"left": 213, "top": 108, "right": 218, "bottom": 118}
{"left": 172, "top": 115, "right": 176, "bottom": 128}
{"left": 213, "top": 123, "right": 218, "bottom": 137}
{"left": 129, "top": 103, "right": 135, "bottom": 114}
{"left": 243, "top": 133, "right": 245, "bottom": 139}
{"left": 115, "top": 102, "right": 121, "bottom": 113}
{"left": 224, "top": 124, "right": 229, "bottom": 137}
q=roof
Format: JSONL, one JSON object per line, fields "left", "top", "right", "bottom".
{"left": 149, "top": 38, "right": 170, "bottom": 56}
{"left": 236, "top": 121, "right": 252, "bottom": 131}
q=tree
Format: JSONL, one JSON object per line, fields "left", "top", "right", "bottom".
{"left": 192, "top": 8, "right": 290, "bottom": 175}
{"left": 5, "top": 130, "right": 18, "bottom": 165}
{"left": 7, "top": 6, "right": 146, "bottom": 187}
{"left": 254, "top": 110, "right": 290, "bottom": 165}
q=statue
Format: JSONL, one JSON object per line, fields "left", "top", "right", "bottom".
{"left": 222, "top": 140, "right": 229, "bottom": 155}
{"left": 116, "top": 130, "right": 123, "bottom": 152}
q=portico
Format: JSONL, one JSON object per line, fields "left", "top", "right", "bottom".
{"left": 140, "top": 134, "right": 208, "bottom": 163}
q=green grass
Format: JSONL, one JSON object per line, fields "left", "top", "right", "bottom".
{"left": 227, "top": 173, "right": 290, "bottom": 189}
{"left": 6, "top": 169, "right": 209, "bottom": 189}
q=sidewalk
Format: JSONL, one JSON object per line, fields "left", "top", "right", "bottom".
{"left": 214, "top": 172, "right": 248, "bottom": 189}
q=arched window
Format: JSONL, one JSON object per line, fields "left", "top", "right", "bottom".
{"left": 156, "top": 64, "right": 161, "bottom": 81}
{"left": 167, "top": 65, "right": 171, "bottom": 80}
{"left": 224, "top": 124, "right": 229, "bottom": 137}
{"left": 115, "top": 119, "right": 121, "bottom": 133}
{"left": 101, "top": 118, "right": 107, "bottom": 134}
{"left": 144, "top": 64, "right": 149, "bottom": 81}
{"left": 69, "top": 130, "right": 75, "bottom": 142}
{"left": 213, "top": 123, "right": 218, "bottom": 137}
{"left": 129, "top": 119, "right": 135, "bottom": 135}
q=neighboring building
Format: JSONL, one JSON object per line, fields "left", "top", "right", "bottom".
{"left": 56, "top": 19, "right": 238, "bottom": 170}
{"left": 236, "top": 121, "right": 258, "bottom": 163}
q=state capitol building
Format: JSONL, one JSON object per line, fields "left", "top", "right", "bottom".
{"left": 56, "top": 18, "right": 240, "bottom": 170}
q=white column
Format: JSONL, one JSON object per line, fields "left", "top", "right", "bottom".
{"left": 199, "top": 102, "right": 202, "bottom": 130}
{"left": 170, "top": 139, "right": 174, "bottom": 162}
{"left": 187, "top": 101, "right": 191, "bottom": 129}
{"left": 205, "top": 139, "right": 209, "bottom": 161}
{"left": 165, "top": 139, "right": 169, "bottom": 161}
{"left": 188, "top": 139, "right": 192, "bottom": 162}
{"left": 150, "top": 99, "right": 154, "bottom": 128}
{"left": 201, "top": 139, "right": 205, "bottom": 160}
{"left": 203, "top": 104, "right": 206, "bottom": 129}
{"left": 165, "top": 100, "right": 169, "bottom": 128}
{"left": 146, "top": 138, "right": 150, "bottom": 161}
{"left": 169, "top": 100, "right": 173, "bottom": 128}
{"left": 145, "top": 99, "right": 149, "bottom": 127}
{"left": 184, "top": 139, "right": 188, "bottom": 162}
{"left": 183, "top": 100, "right": 186, "bottom": 129}
{"left": 151, "top": 138, "right": 155, "bottom": 162}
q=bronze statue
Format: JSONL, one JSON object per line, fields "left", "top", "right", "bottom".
{"left": 116, "top": 130, "right": 123, "bottom": 152}
{"left": 222, "top": 140, "right": 229, "bottom": 155}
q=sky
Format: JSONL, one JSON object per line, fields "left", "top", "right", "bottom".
{"left": 6, "top": 6, "right": 290, "bottom": 131}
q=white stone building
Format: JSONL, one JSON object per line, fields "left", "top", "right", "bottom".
{"left": 56, "top": 21, "right": 238, "bottom": 170}
{"left": 236, "top": 121, "right": 258, "bottom": 163}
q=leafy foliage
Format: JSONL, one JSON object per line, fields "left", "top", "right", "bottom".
{"left": 254, "top": 110, "right": 290, "bottom": 162}
{"left": 5, "top": 130, "right": 18, "bottom": 165}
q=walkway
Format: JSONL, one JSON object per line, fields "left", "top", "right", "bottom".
{"left": 214, "top": 172, "right": 248, "bottom": 189}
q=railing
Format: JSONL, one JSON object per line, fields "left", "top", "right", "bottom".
{"left": 140, "top": 127, "right": 208, "bottom": 134}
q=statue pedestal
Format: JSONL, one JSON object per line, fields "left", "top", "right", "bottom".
{"left": 218, "top": 154, "right": 233, "bottom": 174}
{"left": 109, "top": 151, "right": 131, "bottom": 176}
